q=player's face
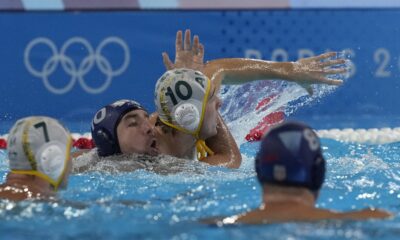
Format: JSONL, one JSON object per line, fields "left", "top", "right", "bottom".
{"left": 117, "top": 110, "right": 159, "bottom": 156}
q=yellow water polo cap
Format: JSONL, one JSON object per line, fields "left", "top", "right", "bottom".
{"left": 7, "top": 116, "right": 72, "bottom": 190}
{"left": 154, "top": 68, "right": 214, "bottom": 159}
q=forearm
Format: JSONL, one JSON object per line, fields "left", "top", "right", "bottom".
{"left": 203, "top": 58, "right": 296, "bottom": 87}
{"left": 202, "top": 114, "right": 242, "bottom": 169}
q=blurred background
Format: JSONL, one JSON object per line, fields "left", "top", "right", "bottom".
{"left": 1, "top": 0, "right": 399, "bottom": 132}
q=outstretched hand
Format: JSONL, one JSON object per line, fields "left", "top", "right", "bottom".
{"left": 162, "top": 29, "right": 205, "bottom": 72}
{"left": 292, "top": 52, "right": 348, "bottom": 95}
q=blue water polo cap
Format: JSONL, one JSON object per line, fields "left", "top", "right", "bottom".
{"left": 91, "top": 99, "right": 146, "bottom": 157}
{"left": 255, "top": 121, "right": 325, "bottom": 191}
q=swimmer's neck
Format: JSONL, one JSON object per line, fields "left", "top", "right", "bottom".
{"left": 261, "top": 184, "right": 316, "bottom": 208}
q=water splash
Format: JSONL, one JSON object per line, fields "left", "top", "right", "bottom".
{"left": 220, "top": 80, "right": 338, "bottom": 146}
{"left": 72, "top": 150, "right": 208, "bottom": 175}
{"left": 218, "top": 51, "right": 351, "bottom": 145}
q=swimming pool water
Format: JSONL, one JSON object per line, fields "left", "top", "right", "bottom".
{"left": 0, "top": 77, "right": 397, "bottom": 239}
{"left": 0, "top": 138, "right": 399, "bottom": 240}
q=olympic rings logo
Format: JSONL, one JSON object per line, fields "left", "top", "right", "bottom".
{"left": 24, "top": 37, "right": 130, "bottom": 94}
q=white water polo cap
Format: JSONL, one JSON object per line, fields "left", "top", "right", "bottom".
{"left": 155, "top": 68, "right": 214, "bottom": 160}
{"left": 7, "top": 116, "right": 72, "bottom": 190}
{"left": 155, "top": 68, "right": 211, "bottom": 136}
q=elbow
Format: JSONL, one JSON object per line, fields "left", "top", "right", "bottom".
{"left": 226, "top": 154, "right": 242, "bottom": 169}
{"left": 201, "top": 153, "right": 242, "bottom": 169}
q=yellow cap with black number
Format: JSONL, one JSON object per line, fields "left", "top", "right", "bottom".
{"left": 7, "top": 116, "right": 72, "bottom": 190}
{"left": 154, "top": 68, "right": 214, "bottom": 160}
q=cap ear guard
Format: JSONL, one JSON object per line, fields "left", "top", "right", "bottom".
{"left": 94, "top": 127, "right": 119, "bottom": 157}
{"left": 35, "top": 141, "right": 66, "bottom": 185}
{"left": 255, "top": 152, "right": 267, "bottom": 183}
{"left": 173, "top": 102, "right": 201, "bottom": 133}
{"left": 303, "top": 127, "right": 325, "bottom": 191}
{"left": 311, "top": 154, "right": 325, "bottom": 191}
{"left": 255, "top": 156, "right": 262, "bottom": 182}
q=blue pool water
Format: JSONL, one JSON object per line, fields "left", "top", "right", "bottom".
{"left": 0, "top": 137, "right": 399, "bottom": 239}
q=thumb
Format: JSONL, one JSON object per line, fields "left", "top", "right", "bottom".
{"left": 162, "top": 52, "right": 174, "bottom": 70}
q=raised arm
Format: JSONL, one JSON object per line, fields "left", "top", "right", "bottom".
{"left": 162, "top": 30, "right": 348, "bottom": 95}
{"left": 202, "top": 113, "right": 241, "bottom": 169}
{"left": 203, "top": 53, "right": 347, "bottom": 95}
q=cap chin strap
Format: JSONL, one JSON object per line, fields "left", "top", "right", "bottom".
{"left": 196, "top": 139, "right": 214, "bottom": 160}
{"left": 192, "top": 78, "right": 215, "bottom": 160}
{"left": 159, "top": 118, "right": 215, "bottom": 160}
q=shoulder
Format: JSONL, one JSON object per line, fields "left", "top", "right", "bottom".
{"left": 336, "top": 208, "right": 393, "bottom": 220}
{"left": 234, "top": 207, "right": 333, "bottom": 224}
{"left": 0, "top": 184, "right": 30, "bottom": 201}
{"left": 295, "top": 207, "right": 392, "bottom": 221}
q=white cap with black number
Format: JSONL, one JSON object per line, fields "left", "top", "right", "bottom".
{"left": 7, "top": 116, "right": 72, "bottom": 190}
{"left": 154, "top": 68, "right": 214, "bottom": 160}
